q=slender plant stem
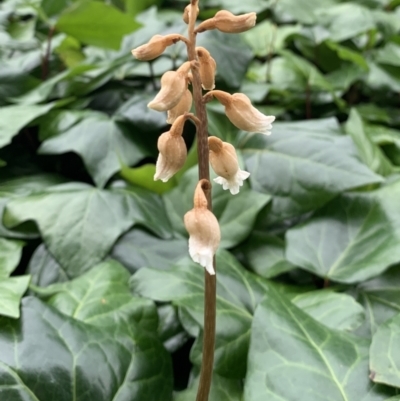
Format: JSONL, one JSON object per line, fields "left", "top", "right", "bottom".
{"left": 42, "top": 25, "right": 55, "bottom": 81}
{"left": 186, "top": 1, "right": 216, "bottom": 401}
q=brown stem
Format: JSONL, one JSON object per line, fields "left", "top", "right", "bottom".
{"left": 305, "top": 81, "right": 312, "bottom": 119}
{"left": 187, "top": 2, "right": 216, "bottom": 401}
{"left": 41, "top": 26, "right": 55, "bottom": 81}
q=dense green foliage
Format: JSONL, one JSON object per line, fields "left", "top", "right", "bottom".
{"left": 1, "top": 0, "right": 400, "bottom": 399}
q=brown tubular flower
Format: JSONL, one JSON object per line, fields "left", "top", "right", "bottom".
{"left": 195, "top": 10, "right": 257, "bottom": 34}
{"left": 205, "top": 90, "right": 275, "bottom": 135}
{"left": 196, "top": 47, "right": 216, "bottom": 90}
{"left": 184, "top": 179, "right": 220, "bottom": 275}
{"left": 208, "top": 136, "right": 250, "bottom": 195}
{"left": 154, "top": 115, "right": 188, "bottom": 182}
{"left": 167, "top": 89, "right": 193, "bottom": 124}
{"left": 131, "top": 34, "right": 185, "bottom": 61}
{"left": 147, "top": 61, "right": 192, "bottom": 112}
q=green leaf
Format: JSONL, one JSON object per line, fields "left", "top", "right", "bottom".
{"left": 27, "top": 244, "right": 69, "bottom": 287}
{"left": 345, "top": 109, "right": 396, "bottom": 177}
{"left": 39, "top": 111, "right": 151, "bottom": 188}
{"left": 112, "top": 228, "right": 188, "bottom": 273}
{"left": 0, "top": 276, "right": 30, "bottom": 319}
{"left": 33, "top": 259, "right": 158, "bottom": 333}
{"left": 197, "top": 30, "right": 253, "bottom": 88}
{"left": 355, "top": 265, "right": 400, "bottom": 338}
{"left": 242, "top": 118, "right": 382, "bottom": 224}
{"left": 326, "top": 41, "right": 369, "bottom": 70}
{"left": 120, "top": 164, "right": 177, "bottom": 194}
{"left": 163, "top": 167, "right": 270, "bottom": 248}
{"left": 236, "top": 232, "right": 295, "bottom": 278}
{"left": 242, "top": 21, "right": 301, "bottom": 58}
{"left": 125, "top": 0, "right": 162, "bottom": 16}
{"left": 0, "top": 174, "right": 66, "bottom": 239}
{"left": 4, "top": 183, "right": 172, "bottom": 278}
{"left": 244, "top": 286, "right": 396, "bottom": 401}
{"left": 375, "top": 42, "right": 400, "bottom": 67}
{"left": 0, "top": 297, "right": 173, "bottom": 401}
{"left": 292, "top": 291, "right": 365, "bottom": 332}
{"left": 370, "top": 312, "right": 400, "bottom": 388}
{"left": 56, "top": 1, "right": 141, "bottom": 50}
{"left": 0, "top": 238, "right": 24, "bottom": 278}
{"left": 0, "top": 103, "right": 55, "bottom": 148}
{"left": 132, "top": 250, "right": 279, "bottom": 378}
{"left": 286, "top": 180, "right": 400, "bottom": 283}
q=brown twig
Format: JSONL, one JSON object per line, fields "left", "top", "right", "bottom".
{"left": 305, "top": 81, "right": 312, "bottom": 119}
{"left": 186, "top": 2, "right": 216, "bottom": 401}
{"left": 41, "top": 25, "right": 55, "bottom": 81}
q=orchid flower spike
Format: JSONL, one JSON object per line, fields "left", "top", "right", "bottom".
{"left": 167, "top": 89, "right": 193, "bottom": 124}
{"left": 154, "top": 114, "right": 188, "bottom": 182}
{"left": 196, "top": 47, "right": 216, "bottom": 90}
{"left": 205, "top": 90, "right": 275, "bottom": 135}
{"left": 183, "top": 3, "right": 199, "bottom": 24}
{"left": 195, "top": 10, "right": 256, "bottom": 34}
{"left": 131, "top": 34, "right": 186, "bottom": 61}
{"left": 184, "top": 179, "right": 221, "bottom": 275}
{"left": 148, "top": 61, "right": 192, "bottom": 112}
{"left": 208, "top": 136, "right": 250, "bottom": 195}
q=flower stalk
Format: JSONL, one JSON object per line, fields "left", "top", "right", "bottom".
{"left": 131, "top": 1, "right": 275, "bottom": 399}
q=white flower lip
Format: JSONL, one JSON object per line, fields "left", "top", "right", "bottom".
{"left": 214, "top": 169, "right": 250, "bottom": 195}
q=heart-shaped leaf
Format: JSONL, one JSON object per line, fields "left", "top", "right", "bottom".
{"left": 286, "top": 179, "right": 400, "bottom": 283}
{"left": 0, "top": 297, "right": 172, "bottom": 401}
{"left": 244, "top": 286, "right": 396, "bottom": 401}
{"left": 4, "top": 182, "right": 172, "bottom": 278}
{"left": 242, "top": 118, "right": 382, "bottom": 224}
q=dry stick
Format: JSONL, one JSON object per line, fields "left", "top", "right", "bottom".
{"left": 186, "top": 1, "right": 216, "bottom": 401}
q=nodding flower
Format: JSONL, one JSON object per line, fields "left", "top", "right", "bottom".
{"left": 131, "top": 34, "right": 186, "bottom": 61}
{"left": 154, "top": 115, "right": 188, "bottom": 182}
{"left": 208, "top": 136, "right": 250, "bottom": 195}
{"left": 205, "top": 90, "right": 275, "bottom": 135}
{"left": 148, "top": 62, "right": 192, "bottom": 112}
{"left": 184, "top": 179, "right": 220, "bottom": 275}
{"left": 196, "top": 47, "right": 216, "bottom": 90}
{"left": 167, "top": 89, "right": 193, "bottom": 124}
{"left": 195, "top": 10, "right": 256, "bottom": 34}
{"left": 183, "top": 3, "right": 199, "bottom": 24}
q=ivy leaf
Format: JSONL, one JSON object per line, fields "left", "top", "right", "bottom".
{"left": 197, "top": 30, "right": 253, "bottom": 88}
{"left": 0, "top": 103, "right": 55, "bottom": 148}
{"left": 33, "top": 259, "right": 158, "bottom": 333}
{"left": 286, "top": 180, "right": 400, "bottom": 283}
{"left": 56, "top": 1, "right": 141, "bottom": 50}
{"left": 112, "top": 228, "right": 188, "bottom": 273}
{"left": 235, "top": 232, "right": 295, "bottom": 279}
{"left": 292, "top": 291, "right": 365, "bottom": 332}
{"left": 244, "top": 286, "right": 396, "bottom": 401}
{"left": 132, "top": 250, "right": 279, "bottom": 378}
{"left": 27, "top": 244, "right": 69, "bottom": 287}
{"left": 4, "top": 183, "right": 172, "bottom": 278}
{"left": 242, "top": 118, "right": 382, "bottom": 224}
{"left": 370, "top": 312, "right": 400, "bottom": 388}
{"left": 345, "top": 109, "right": 397, "bottom": 177}
{"left": 355, "top": 265, "right": 400, "bottom": 338}
{"left": 0, "top": 239, "right": 29, "bottom": 319}
{"left": 164, "top": 168, "right": 270, "bottom": 248}
{"left": 39, "top": 111, "right": 151, "bottom": 188}
{"left": 0, "top": 297, "right": 173, "bottom": 401}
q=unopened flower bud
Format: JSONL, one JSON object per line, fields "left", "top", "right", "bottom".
{"left": 183, "top": 4, "right": 199, "bottom": 24}
{"left": 206, "top": 90, "right": 275, "bottom": 135}
{"left": 154, "top": 115, "right": 188, "bottom": 182}
{"left": 167, "top": 89, "right": 193, "bottom": 124}
{"left": 184, "top": 179, "right": 220, "bottom": 275}
{"left": 148, "top": 62, "right": 192, "bottom": 112}
{"left": 195, "top": 10, "right": 256, "bottom": 34}
{"left": 196, "top": 47, "right": 216, "bottom": 90}
{"left": 131, "top": 34, "right": 184, "bottom": 61}
{"left": 208, "top": 136, "right": 250, "bottom": 195}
